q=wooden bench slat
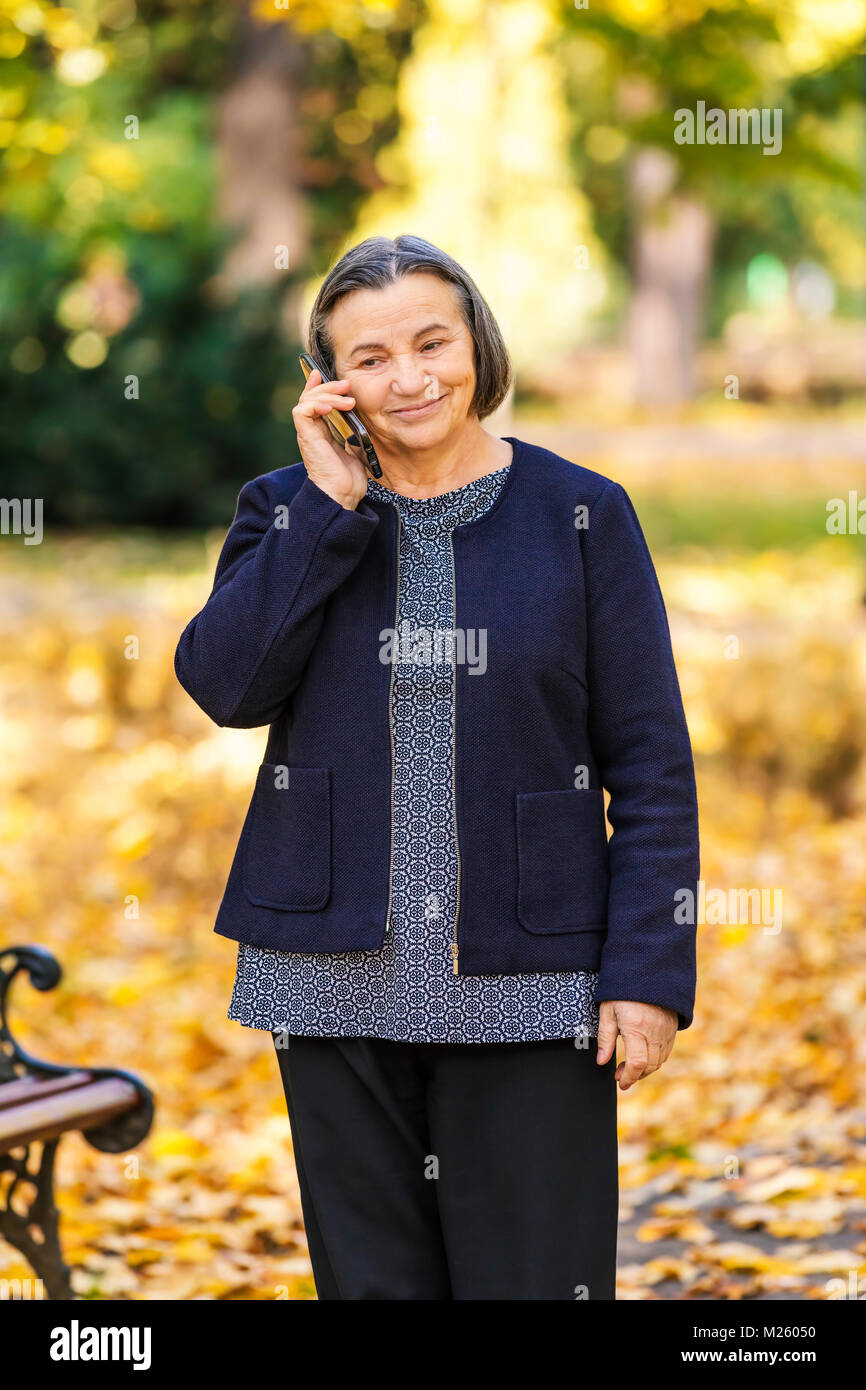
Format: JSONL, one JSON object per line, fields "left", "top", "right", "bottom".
{"left": 0, "top": 1070, "right": 95, "bottom": 1112}
{"left": 0, "top": 1078, "right": 140, "bottom": 1155}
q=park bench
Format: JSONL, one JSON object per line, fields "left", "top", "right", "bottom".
{"left": 0, "top": 944, "right": 154, "bottom": 1300}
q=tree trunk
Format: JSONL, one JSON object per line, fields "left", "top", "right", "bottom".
{"left": 216, "top": 8, "right": 310, "bottom": 332}
{"left": 627, "top": 148, "right": 714, "bottom": 407}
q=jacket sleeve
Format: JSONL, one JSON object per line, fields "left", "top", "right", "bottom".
{"left": 582, "top": 480, "right": 700, "bottom": 1029}
{"left": 174, "top": 472, "right": 380, "bottom": 728}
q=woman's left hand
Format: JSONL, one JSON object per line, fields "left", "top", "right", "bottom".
{"left": 596, "top": 1000, "right": 678, "bottom": 1090}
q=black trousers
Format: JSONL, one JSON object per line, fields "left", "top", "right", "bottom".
{"left": 272, "top": 1031, "right": 618, "bottom": 1300}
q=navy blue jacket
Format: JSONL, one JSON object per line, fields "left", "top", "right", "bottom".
{"left": 175, "top": 436, "right": 700, "bottom": 1028}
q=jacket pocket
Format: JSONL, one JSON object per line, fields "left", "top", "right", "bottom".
{"left": 242, "top": 764, "right": 331, "bottom": 910}
{"left": 515, "top": 788, "right": 609, "bottom": 934}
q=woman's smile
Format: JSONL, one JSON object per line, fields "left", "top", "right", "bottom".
{"left": 389, "top": 392, "right": 446, "bottom": 419}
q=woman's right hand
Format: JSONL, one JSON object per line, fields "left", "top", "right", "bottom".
{"left": 292, "top": 368, "right": 370, "bottom": 511}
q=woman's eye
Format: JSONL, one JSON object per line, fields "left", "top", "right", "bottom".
{"left": 359, "top": 357, "right": 379, "bottom": 368}
{"left": 421, "top": 341, "right": 443, "bottom": 352}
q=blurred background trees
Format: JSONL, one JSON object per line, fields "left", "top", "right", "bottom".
{"left": 559, "top": 0, "right": 864, "bottom": 403}
{"left": 0, "top": 0, "right": 425, "bottom": 523}
{"left": 0, "top": 0, "right": 863, "bottom": 522}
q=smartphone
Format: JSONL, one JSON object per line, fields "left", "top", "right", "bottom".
{"left": 299, "top": 351, "right": 382, "bottom": 479}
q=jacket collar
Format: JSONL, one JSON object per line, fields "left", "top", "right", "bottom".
{"left": 362, "top": 436, "right": 526, "bottom": 534}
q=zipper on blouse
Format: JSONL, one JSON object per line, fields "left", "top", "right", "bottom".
{"left": 383, "top": 505, "right": 402, "bottom": 937}
{"left": 448, "top": 531, "right": 461, "bottom": 975}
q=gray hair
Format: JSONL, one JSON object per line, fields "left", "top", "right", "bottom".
{"left": 307, "top": 234, "right": 513, "bottom": 420}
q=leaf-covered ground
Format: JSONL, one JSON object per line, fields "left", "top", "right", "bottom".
{"left": 1, "top": 449, "right": 864, "bottom": 1300}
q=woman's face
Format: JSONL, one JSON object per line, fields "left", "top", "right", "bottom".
{"left": 328, "top": 272, "right": 477, "bottom": 452}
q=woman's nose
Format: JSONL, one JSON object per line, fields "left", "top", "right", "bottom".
{"left": 388, "top": 359, "right": 434, "bottom": 398}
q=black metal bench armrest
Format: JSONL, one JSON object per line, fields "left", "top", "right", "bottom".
{"left": 0, "top": 944, "right": 154, "bottom": 1151}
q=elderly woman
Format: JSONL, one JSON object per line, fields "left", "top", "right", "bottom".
{"left": 174, "top": 233, "right": 699, "bottom": 1301}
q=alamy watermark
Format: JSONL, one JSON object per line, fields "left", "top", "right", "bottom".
{"left": 676, "top": 882, "right": 783, "bottom": 934}
{"left": 379, "top": 621, "right": 487, "bottom": 673}
{"left": 0, "top": 497, "right": 43, "bottom": 544}
{"left": 674, "top": 101, "right": 782, "bottom": 156}
{"left": 826, "top": 491, "right": 866, "bottom": 534}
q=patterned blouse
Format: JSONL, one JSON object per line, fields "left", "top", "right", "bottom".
{"left": 227, "top": 459, "right": 600, "bottom": 1043}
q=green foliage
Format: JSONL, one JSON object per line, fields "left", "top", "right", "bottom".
{"left": 0, "top": 216, "right": 305, "bottom": 526}
{"left": 0, "top": 0, "right": 861, "bottom": 522}
{"left": 0, "top": 0, "right": 425, "bottom": 525}
{"left": 556, "top": 0, "right": 865, "bottom": 314}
